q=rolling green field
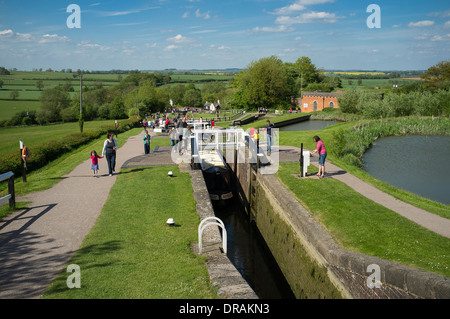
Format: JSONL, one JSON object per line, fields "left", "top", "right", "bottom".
{"left": 0, "top": 119, "right": 122, "bottom": 155}
{"left": 0, "top": 71, "right": 124, "bottom": 121}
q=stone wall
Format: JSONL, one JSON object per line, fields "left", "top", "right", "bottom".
{"left": 232, "top": 164, "right": 450, "bottom": 299}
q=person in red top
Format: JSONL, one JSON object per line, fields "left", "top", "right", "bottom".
{"left": 311, "top": 136, "right": 327, "bottom": 178}
{"left": 90, "top": 150, "right": 104, "bottom": 177}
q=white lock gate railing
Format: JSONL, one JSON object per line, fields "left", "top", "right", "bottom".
{"left": 198, "top": 217, "right": 227, "bottom": 254}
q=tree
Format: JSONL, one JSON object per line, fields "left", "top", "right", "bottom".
{"left": 0, "top": 67, "right": 10, "bottom": 75}
{"left": 0, "top": 79, "right": 3, "bottom": 89}
{"left": 184, "top": 88, "right": 202, "bottom": 107}
{"left": 287, "top": 56, "right": 322, "bottom": 93}
{"left": 36, "top": 80, "right": 44, "bottom": 91}
{"left": 36, "top": 86, "right": 70, "bottom": 123}
{"left": 422, "top": 60, "right": 450, "bottom": 89}
{"left": 232, "top": 56, "right": 291, "bottom": 110}
{"left": 10, "top": 90, "right": 19, "bottom": 100}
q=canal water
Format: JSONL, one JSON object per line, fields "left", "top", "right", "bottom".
{"left": 213, "top": 199, "right": 296, "bottom": 299}
{"left": 363, "top": 135, "right": 450, "bottom": 205}
{"left": 279, "top": 120, "right": 338, "bottom": 131}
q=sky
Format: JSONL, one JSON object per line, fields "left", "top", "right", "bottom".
{"left": 0, "top": 0, "right": 449, "bottom": 71}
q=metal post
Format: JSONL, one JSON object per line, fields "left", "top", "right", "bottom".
{"left": 300, "top": 143, "right": 304, "bottom": 177}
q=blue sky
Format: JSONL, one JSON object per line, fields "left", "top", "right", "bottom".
{"left": 0, "top": 0, "right": 449, "bottom": 71}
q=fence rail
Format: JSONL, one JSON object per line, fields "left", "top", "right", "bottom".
{"left": 0, "top": 171, "right": 15, "bottom": 209}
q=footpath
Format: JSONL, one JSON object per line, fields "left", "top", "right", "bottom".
{"left": 0, "top": 130, "right": 146, "bottom": 298}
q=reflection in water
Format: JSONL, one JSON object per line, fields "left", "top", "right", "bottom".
{"left": 213, "top": 199, "right": 295, "bottom": 299}
{"left": 279, "top": 120, "right": 338, "bottom": 131}
{"left": 363, "top": 135, "right": 450, "bottom": 205}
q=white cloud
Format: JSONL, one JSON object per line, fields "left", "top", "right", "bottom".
{"left": 271, "top": 3, "right": 306, "bottom": 15}
{"left": 0, "top": 29, "right": 70, "bottom": 44}
{"left": 408, "top": 20, "right": 435, "bottom": 27}
{"left": 39, "top": 34, "right": 70, "bottom": 44}
{"left": 100, "top": 6, "right": 159, "bottom": 17}
{"left": 276, "top": 11, "right": 340, "bottom": 25}
{"left": 271, "top": 0, "right": 335, "bottom": 15}
{"left": 164, "top": 44, "right": 179, "bottom": 51}
{"left": 195, "top": 9, "right": 210, "bottom": 19}
{"left": 252, "top": 25, "right": 294, "bottom": 33}
{"left": 430, "top": 34, "right": 450, "bottom": 42}
{"left": 167, "top": 34, "right": 193, "bottom": 44}
{"left": 0, "top": 29, "right": 32, "bottom": 41}
{"left": 444, "top": 21, "right": 450, "bottom": 28}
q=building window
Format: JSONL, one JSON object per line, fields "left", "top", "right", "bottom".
{"left": 329, "top": 101, "right": 334, "bottom": 108}
{"left": 313, "top": 101, "right": 318, "bottom": 111}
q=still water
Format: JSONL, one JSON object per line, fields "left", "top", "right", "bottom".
{"left": 213, "top": 199, "right": 296, "bottom": 299}
{"left": 279, "top": 120, "right": 338, "bottom": 131}
{"left": 363, "top": 135, "right": 450, "bottom": 205}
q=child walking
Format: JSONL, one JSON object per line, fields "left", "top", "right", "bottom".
{"left": 91, "top": 150, "right": 103, "bottom": 177}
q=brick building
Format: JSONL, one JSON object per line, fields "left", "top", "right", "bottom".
{"left": 292, "top": 91, "right": 344, "bottom": 113}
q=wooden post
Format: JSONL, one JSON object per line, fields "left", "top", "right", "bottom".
{"left": 8, "top": 174, "right": 15, "bottom": 209}
{"left": 300, "top": 143, "right": 304, "bottom": 177}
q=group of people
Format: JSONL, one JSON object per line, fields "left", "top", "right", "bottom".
{"left": 90, "top": 118, "right": 328, "bottom": 179}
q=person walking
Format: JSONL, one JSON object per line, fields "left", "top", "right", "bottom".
{"left": 143, "top": 130, "right": 151, "bottom": 154}
{"left": 102, "top": 132, "right": 118, "bottom": 176}
{"left": 311, "top": 135, "right": 327, "bottom": 178}
{"left": 90, "top": 150, "right": 103, "bottom": 177}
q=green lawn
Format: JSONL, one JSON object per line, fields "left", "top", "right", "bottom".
{"left": 42, "top": 165, "right": 218, "bottom": 299}
{"left": 277, "top": 162, "right": 450, "bottom": 277}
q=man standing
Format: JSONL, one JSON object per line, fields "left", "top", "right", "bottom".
{"left": 265, "top": 120, "right": 274, "bottom": 155}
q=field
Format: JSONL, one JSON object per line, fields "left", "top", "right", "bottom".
{"left": 0, "top": 119, "right": 122, "bottom": 155}
{"left": 0, "top": 71, "right": 124, "bottom": 121}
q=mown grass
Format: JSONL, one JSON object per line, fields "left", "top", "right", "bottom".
{"left": 41, "top": 165, "right": 218, "bottom": 299}
{"left": 277, "top": 162, "right": 450, "bottom": 277}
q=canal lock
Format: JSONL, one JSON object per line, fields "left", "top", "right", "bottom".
{"left": 201, "top": 159, "right": 296, "bottom": 299}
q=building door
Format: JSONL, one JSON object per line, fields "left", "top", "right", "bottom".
{"left": 313, "top": 101, "right": 318, "bottom": 112}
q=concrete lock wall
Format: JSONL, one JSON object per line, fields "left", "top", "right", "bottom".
{"left": 231, "top": 162, "right": 450, "bottom": 299}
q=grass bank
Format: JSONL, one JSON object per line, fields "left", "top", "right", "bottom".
{"left": 277, "top": 162, "right": 450, "bottom": 277}
{"left": 275, "top": 115, "right": 450, "bottom": 218}
{"left": 42, "top": 165, "right": 218, "bottom": 299}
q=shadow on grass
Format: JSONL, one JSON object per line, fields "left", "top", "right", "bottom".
{"left": 42, "top": 240, "right": 123, "bottom": 296}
